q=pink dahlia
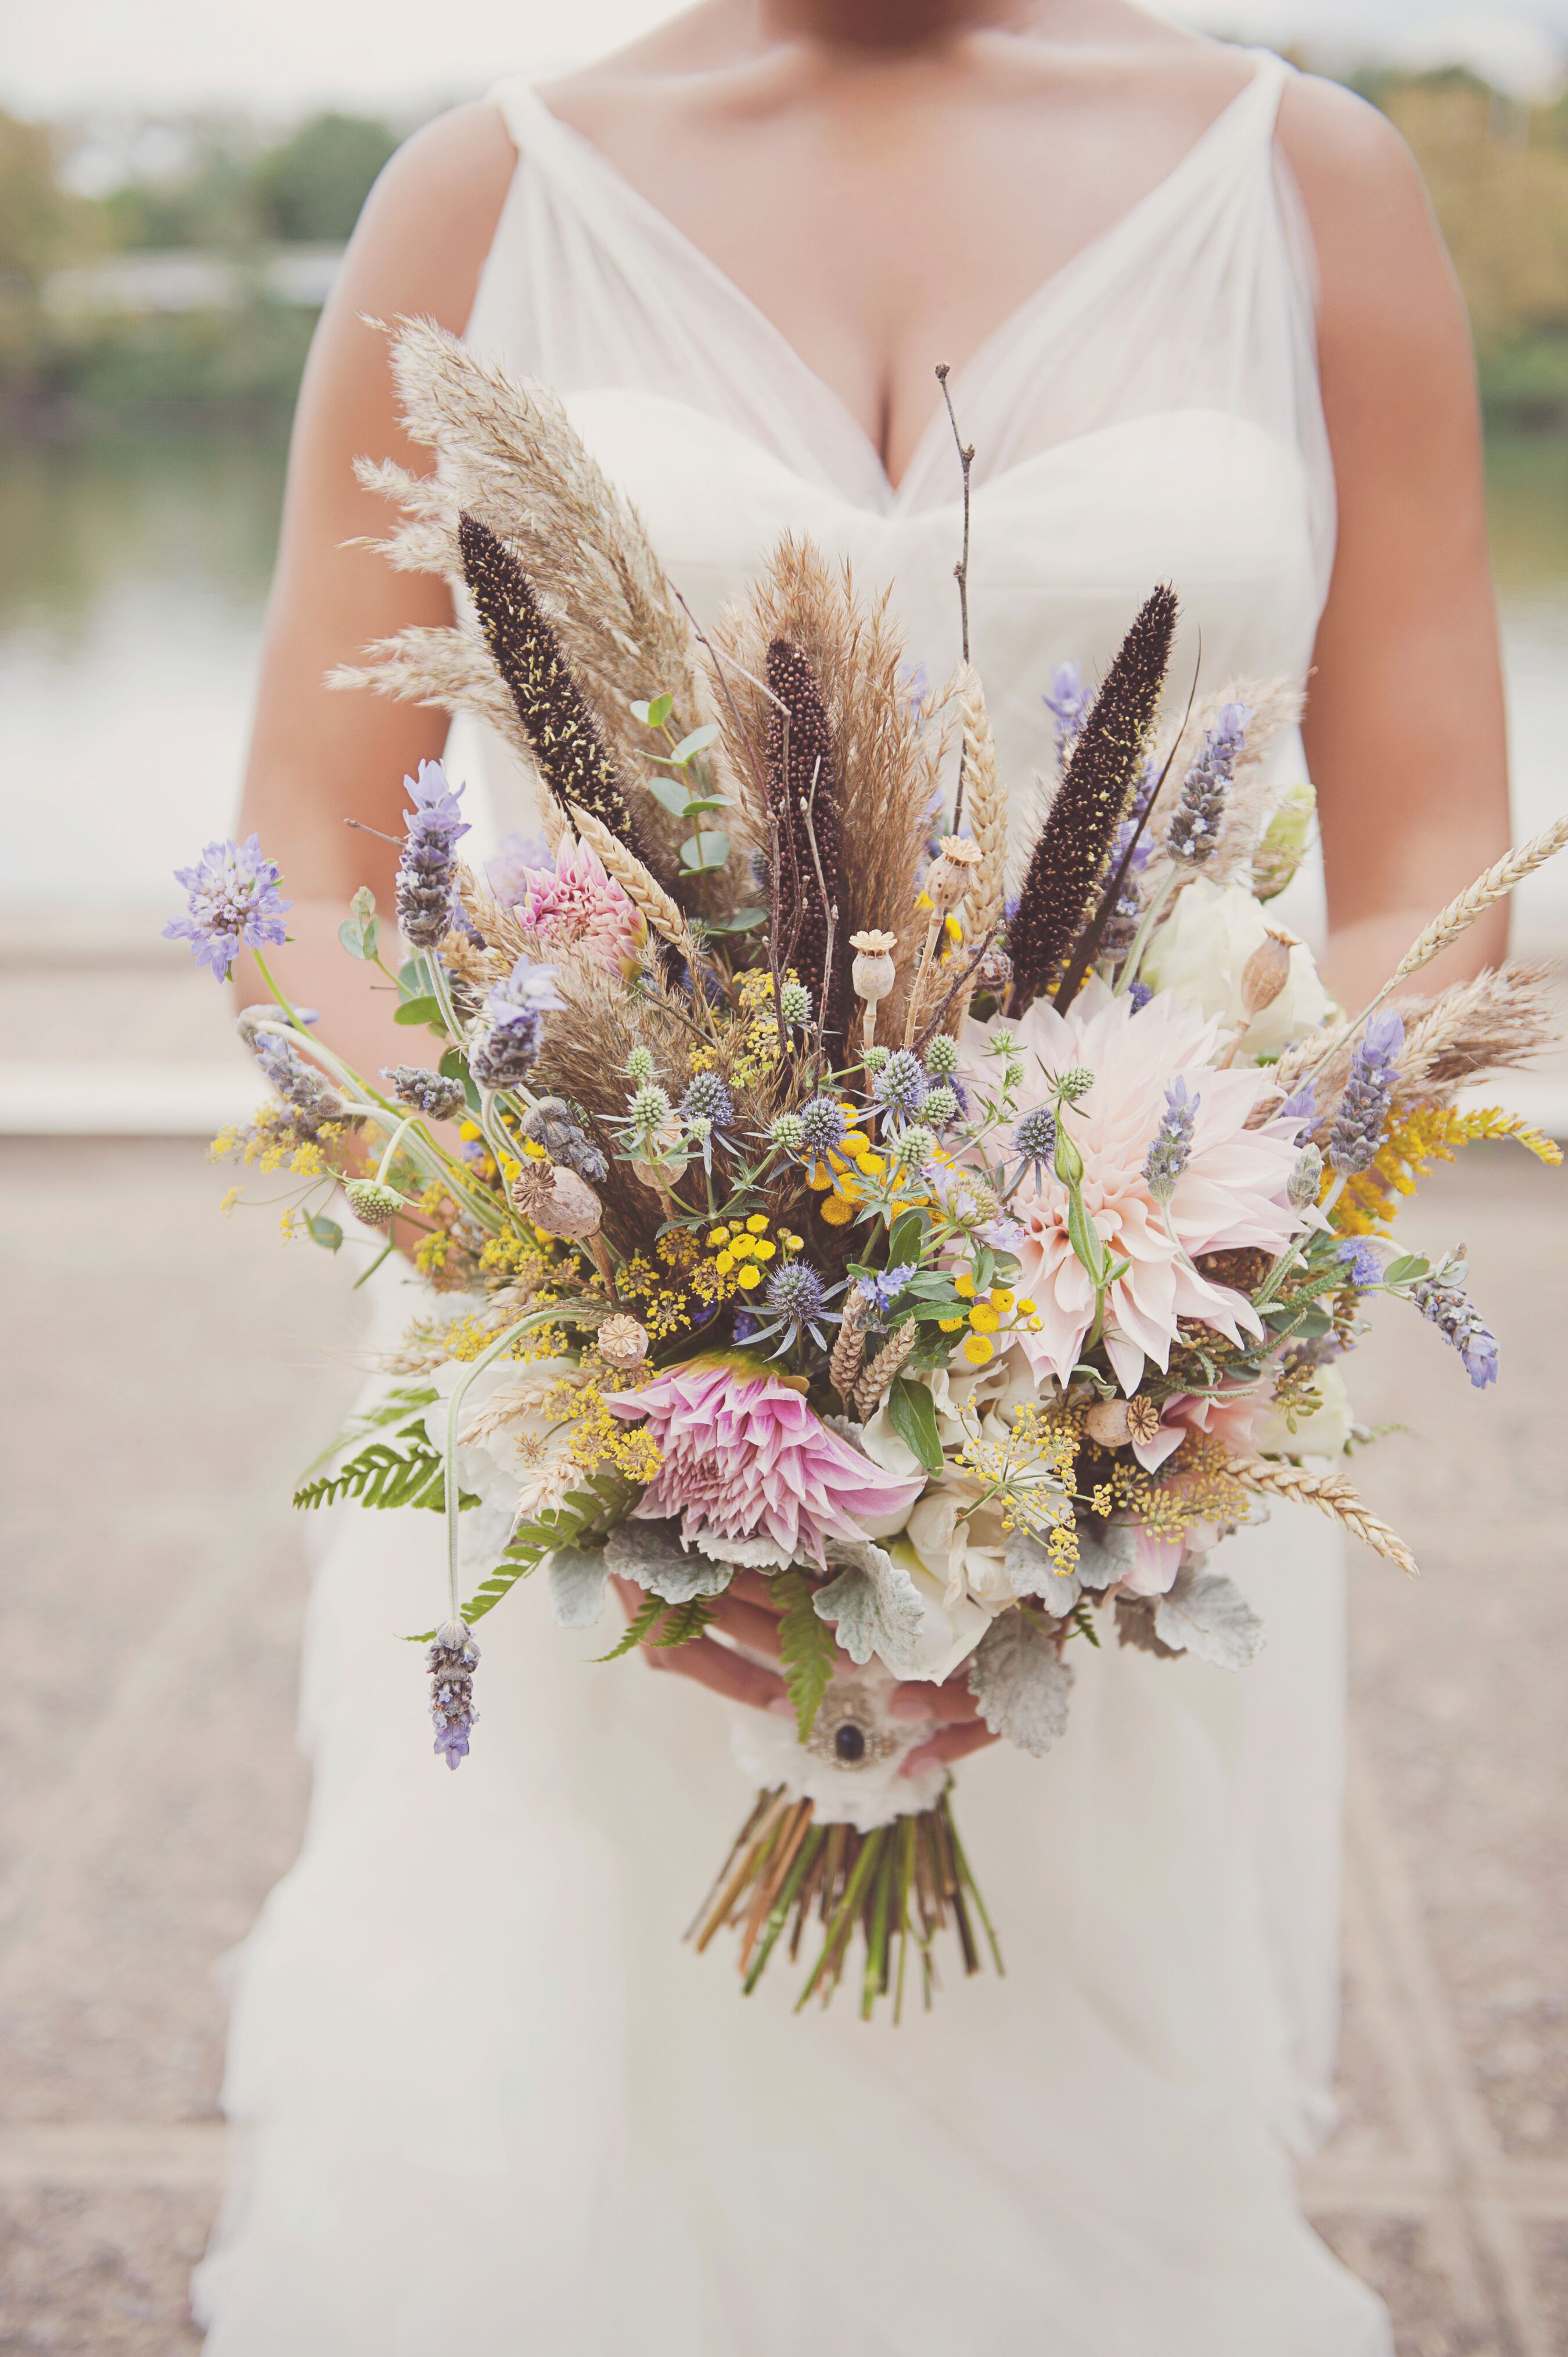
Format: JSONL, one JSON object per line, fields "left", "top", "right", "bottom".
{"left": 512, "top": 834, "right": 642, "bottom": 971}
{"left": 957, "top": 978, "right": 1307, "bottom": 1396}
{"left": 609, "top": 1362, "right": 925, "bottom": 1569}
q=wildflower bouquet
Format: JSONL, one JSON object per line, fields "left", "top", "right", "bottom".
{"left": 175, "top": 323, "right": 1565, "bottom": 2018}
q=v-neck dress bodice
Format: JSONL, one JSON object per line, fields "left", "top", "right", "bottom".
{"left": 193, "top": 52, "right": 1393, "bottom": 2357}
{"left": 463, "top": 55, "right": 1333, "bottom": 833}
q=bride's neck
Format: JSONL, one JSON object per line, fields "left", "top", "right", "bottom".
{"left": 761, "top": 0, "right": 1038, "bottom": 52}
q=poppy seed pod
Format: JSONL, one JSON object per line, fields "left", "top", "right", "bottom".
{"left": 924, "top": 835, "right": 981, "bottom": 919}
{"left": 850, "top": 928, "right": 898, "bottom": 1048}
{"left": 1240, "top": 929, "right": 1294, "bottom": 1020}
{"left": 511, "top": 1162, "right": 603, "bottom": 1239}
{"left": 597, "top": 1314, "right": 650, "bottom": 1370}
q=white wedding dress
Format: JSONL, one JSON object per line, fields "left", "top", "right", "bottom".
{"left": 195, "top": 51, "right": 1393, "bottom": 2354}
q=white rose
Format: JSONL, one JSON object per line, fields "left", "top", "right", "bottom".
{"left": 1142, "top": 878, "right": 1333, "bottom": 1061}
{"left": 1251, "top": 1362, "right": 1355, "bottom": 1461}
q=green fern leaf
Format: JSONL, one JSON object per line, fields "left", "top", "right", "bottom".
{"left": 595, "top": 1591, "right": 666, "bottom": 1661}
{"left": 771, "top": 1566, "right": 837, "bottom": 1740}
{"left": 649, "top": 1596, "right": 714, "bottom": 1649}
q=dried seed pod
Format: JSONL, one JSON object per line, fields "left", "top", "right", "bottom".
{"left": 850, "top": 928, "right": 898, "bottom": 1048}
{"left": 510, "top": 1160, "right": 603, "bottom": 1239}
{"left": 924, "top": 835, "right": 981, "bottom": 919}
{"left": 597, "top": 1314, "right": 650, "bottom": 1370}
{"left": 1240, "top": 930, "right": 1294, "bottom": 1020}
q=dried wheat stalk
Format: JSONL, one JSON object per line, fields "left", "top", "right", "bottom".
{"left": 1391, "top": 818, "right": 1568, "bottom": 985}
{"left": 1232, "top": 1456, "right": 1419, "bottom": 1576}
{"left": 566, "top": 806, "right": 700, "bottom": 966}
{"left": 829, "top": 1289, "right": 868, "bottom": 1406}
{"left": 949, "top": 664, "right": 1007, "bottom": 1026}
{"left": 853, "top": 1322, "right": 919, "bottom": 1418}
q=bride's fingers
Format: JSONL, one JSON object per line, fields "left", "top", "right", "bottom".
{"left": 727, "top": 1569, "right": 785, "bottom": 1614}
{"left": 704, "top": 1592, "right": 787, "bottom": 1658}
{"left": 888, "top": 1679, "right": 981, "bottom": 1726}
{"left": 899, "top": 1720, "right": 998, "bottom": 1775}
{"left": 646, "top": 1634, "right": 788, "bottom": 1713}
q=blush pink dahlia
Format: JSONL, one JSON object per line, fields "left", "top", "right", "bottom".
{"left": 513, "top": 834, "right": 642, "bottom": 970}
{"left": 958, "top": 978, "right": 1307, "bottom": 1396}
{"left": 609, "top": 1363, "right": 925, "bottom": 1569}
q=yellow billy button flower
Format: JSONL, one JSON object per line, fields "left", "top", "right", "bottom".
{"left": 459, "top": 1120, "right": 483, "bottom": 1142}
{"left": 820, "top": 1194, "right": 854, "bottom": 1227}
{"left": 807, "top": 1160, "right": 833, "bottom": 1191}
{"left": 752, "top": 1239, "right": 778, "bottom": 1260}
{"left": 745, "top": 1213, "right": 770, "bottom": 1234}
{"left": 521, "top": 1137, "right": 548, "bottom": 1160}
{"left": 778, "top": 1229, "right": 804, "bottom": 1252}
{"left": 715, "top": 1251, "right": 735, "bottom": 1274}
{"left": 990, "top": 1288, "right": 1015, "bottom": 1312}
{"left": 729, "top": 1235, "right": 756, "bottom": 1259}
{"left": 707, "top": 1226, "right": 731, "bottom": 1246}
{"left": 736, "top": 1263, "right": 763, "bottom": 1289}
{"left": 856, "top": 1152, "right": 886, "bottom": 1178}
{"left": 1016, "top": 1296, "right": 1037, "bottom": 1315}
{"left": 944, "top": 914, "right": 963, "bottom": 946}
{"left": 937, "top": 1316, "right": 965, "bottom": 1333}
{"left": 962, "top": 1334, "right": 995, "bottom": 1366}
{"left": 841, "top": 1132, "right": 871, "bottom": 1156}
{"left": 953, "top": 1270, "right": 976, "bottom": 1299}
{"left": 499, "top": 1154, "right": 522, "bottom": 1185}
{"left": 968, "top": 1303, "right": 1001, "bottom": 1335}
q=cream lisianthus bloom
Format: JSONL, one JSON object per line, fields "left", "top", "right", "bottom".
{"left": 423, "top": 1356, "right": 587, "bottom": 1524}
{"left": 1141, "top": 878, "right": 1333, "bottom": 1061}
{"left": 1251, "top": 1361, "right": 1355, "bottom": 1461}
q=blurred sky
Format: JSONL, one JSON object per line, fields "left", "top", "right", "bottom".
{"left": 5, "top": 0, "right": 1568, "bottom": 116}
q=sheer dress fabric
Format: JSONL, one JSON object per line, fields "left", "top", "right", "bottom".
{"left": 195, "top": 50, "right": 1392, "bottom": 2355}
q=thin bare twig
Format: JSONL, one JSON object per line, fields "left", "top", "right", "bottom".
{"left": 935, "top": 362, "right": 976, "bottom": 833}
{"left": 914, "top": 924, "right": 1000, "bottom": 1054}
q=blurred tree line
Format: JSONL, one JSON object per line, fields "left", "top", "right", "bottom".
{"left": 5, "top": 71, "right": 1568, "bottom": 433}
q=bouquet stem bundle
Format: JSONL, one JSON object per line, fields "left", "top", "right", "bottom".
{"left": 689, "top": 1787, "right": 1000, "bottom": 2022}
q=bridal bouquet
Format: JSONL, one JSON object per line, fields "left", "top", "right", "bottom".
{"left": 173, "top": 323, "right": 1564, "bottom": 2018}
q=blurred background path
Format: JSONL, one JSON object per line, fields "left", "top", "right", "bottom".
{"left": 2, "top": 6, "right": 1566, "bottom": 2351}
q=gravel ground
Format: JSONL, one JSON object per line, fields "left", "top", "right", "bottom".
{"left": 0, "top": 1132, "right": 1563, "bottom": 2356}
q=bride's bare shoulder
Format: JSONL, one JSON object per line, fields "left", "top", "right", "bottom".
{"left": 1276, "top": 73, "right": 1455, "bottom": 325}
{"left": 332, "top": 100, "right": 517, "bottom": 330}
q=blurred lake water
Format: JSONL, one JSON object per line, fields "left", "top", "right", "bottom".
{"left": 3, "top": 428, "right": 1566, "bottom": 948}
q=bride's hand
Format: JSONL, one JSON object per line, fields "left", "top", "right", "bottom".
{"left": 609, "top": 1572, "right": 999, "bottom": 1773}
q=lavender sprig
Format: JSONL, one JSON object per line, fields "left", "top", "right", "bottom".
{"left": 1326, "top": 1009, "right": 1404, "bottom": 1177}
{"left": 397, "top": 760, "right": 469, "bottom": 950}
{"left": 1165, "top": 703, "right": 1249, "bottom": 868}
{"left": 1411, "top": 1255, "right": 1499, "bottom": 1390}
{"left": 1143, "top": 1077, "right": 1200, "bottom": 1203}
{"left": 428, "top": 1619, "right": 479, "bottom": 1769}
{"left": 469, "top": 956, "right": 564, "bottom": 1091}
{"left": 382, "top": 1065, "right": 466, "bottom": 1123}
{"left": 1044, "top": 661, "right": 1091, "bottom": 776}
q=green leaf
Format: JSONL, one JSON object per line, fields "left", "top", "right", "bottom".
{"left": 305, "top": 1213, "right": 343, "bottom": 1253}
{"left": 643, "top": 774, "right": 693, "bottom": 818}
{"left": 712, "top": 907, "right": 766, "bottom": 933}
{"left": 595, "top": 1591, "right": 667, "bottom": 1661}
{"left": 649, "top": 1596, "right": 715, "bottom": 1648}
{"left": 393, "top": 995, "right": 446, "bottom": 1030}
{"left": 670, "top": 723, "right": 721, "bottom": 761}
{"left": 887, "top": 1374, "right": 944, "bottom": 1475}
{"left": 1383, "top": 1255, "right": 1431, "bottom": 1287}
{"left": 630, "top": 692, "right": 674, "bottom": 730}
{"left": 679, "top": 795, "right": 732, "bottom": 818}
{"left": 679, "top": 829, "right": 731, "bottom": 873}
{"left": 771, "top": 1566, "right": 837, "bottom": 1740}
{"left": 338, "top": 912, "right": 381, "bottom": 961}
{"left": 886, "top": 1211, "right": 926, "bottom": 1269}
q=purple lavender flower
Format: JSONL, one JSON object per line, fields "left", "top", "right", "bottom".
{"left": 1143, "top": 1077, "right": 1200, "bottom": 1203}
{"left": 397, "top": 760, "right": 470, "bottom": 950}
{"left": 1327, "top": 1010, "right": 1404, "bottom": 1177}
{"left": 468, "top": 955, "right": 565, "bottom": 1090}
{"left": 1411, "top": 1256, "right": 1498, "bottom": 1390}
{"left": 165, "top": 834, "right": 290, "bottom": 981}
{"left": 1044, "top": 661, "right": 1091, "bottom": 774}
{"left": 1278, "top": 1079, "right": 1318, "bottom": 1140}
{"left": 427, "top": 1619, "right": 479, "bottom": 1769}
{"left": 1127, "top": 979, "right": 1154, "bottom": 1013}
{"left": 1165, "top": 703, "right": 1250, "bottom": 867}
{"left": 249, "top": 1029, "right": 347, "bottom": 1131}
{"left": 382, "top": 1064, "right": 466, "bottom": 1123}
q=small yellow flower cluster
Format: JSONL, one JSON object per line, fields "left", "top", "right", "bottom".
{"left": 1108, "top": 1430, "right": 1255, "bottom": 1542}
{"left": 415, "top": 1230, "right": 451, "bottom": 1281}
{"left": 210, "top": 1109, "right": 348, "bottom": 1176}
{"left": 936, "top": 1274, "right": 1044, "bottom": 1366}
{"left": 729, "top": 968, "right": 787, "bottom": 1088}
{"left": 957, "top": 1400, "right": 1084, "bottom": 1544}
{"left": 618, "top": 1253, "right": 696, "bottom": 1341}
{"left": 1337, "top": 1100, "right": 1563, "bottom": 1238}
{"left": 550, "top": 1378, "right": 665, "bottom": 1486}
{"left": 704, "top": 1212, "right": 778, "bottom": 1293}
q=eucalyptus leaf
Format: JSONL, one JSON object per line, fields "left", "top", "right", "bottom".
{"left": 887, "top": 1374, "right": 944, "bottom": 1475}
{"left": 671, "top": 723, "right": 721, "bottom": 761}
{"left": 680, "top": 829, "right": 731, "bottom": 872}
{"left": 1383, "top": 1255, "right": 1431, "bottom": 1287}
{"left": 713, "top": 907, "right": 766, "bottom": 933}
{"left": 680, "top": 795, "right": 732, "bottom": 818}
{"left": 393, "top": 995, "right": 445, "bottom": 1031}
{"left": 548, "top": 1543, "right": 611, "bottom": 1630}
{"left": 305, "top": 1213, "right": 343, "bottom": 1253}
{"left": 630, "top": 692, "right": 674, "bottom": 729}
{"left": 643, "top": 775, "right": 693, "bottom": 818}
{"left": 1153, "top": 1569, "right": 1265, "bottom": 1671}
{"left": 338, "top": 912, "right": 380, "bottom": 961}
{"left": 968, "top": 1612, "right": 1075, "bottom": 1756}
{"left": 813, "top": 1543, "right": 924, "bottom": 1673}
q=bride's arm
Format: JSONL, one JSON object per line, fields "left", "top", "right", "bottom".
{"left": 1280, "top": 80, "right": 1512, "bottom": 1012}
{"left": 232, "top": 102, "right": 517, "bottom": 1076}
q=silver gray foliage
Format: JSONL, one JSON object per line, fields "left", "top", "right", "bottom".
{"left": 967, "top": 1612, "right": 1076, "bottom": 1756}
{"left": 548, "top": 1543, "right": 610, "bottom": 1629}
{"left": 1075, "top": 1522, "right": 1141, "bottom": 1591}
{"left": 603, "top": 1519, "right": 734, "bottom": 1603}
{"left": 1004, "top": 1528, "right": 1081, "bottom": 1612}
{"left": 1153, "top": 1569, "right": 1265, "bottom": 1670}
{"left": 813, "top": 1540, "right": 925, "bottom": 1674}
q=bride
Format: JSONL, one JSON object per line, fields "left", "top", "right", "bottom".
{"left": 194, "top": 5, "right": 1510, "bottom": 2350}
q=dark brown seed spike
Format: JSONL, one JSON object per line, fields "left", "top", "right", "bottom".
{"left": 764, "top": 640, "right": 852, "bottom": 1048}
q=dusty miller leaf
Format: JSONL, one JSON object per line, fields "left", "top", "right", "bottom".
{"left": 548, "top": 1543, "right": 610, "bottom": 1630}
{"left": 1004, "top": 1528, "right": 1081, "bottom": 1612}
{"left": 1076, "top": 1522, "right": 1140, "bottom": 1591}
{"left": 604, "top": 1518, "right": 732, "bottom": 1603}
{"left": 1113, "top": 1597, "right": 1181, "bottom": 1657}
{"left": 967, "top": 1612, "right": 1076, "bottom": 1756}
{"left": 1153, "top": 1570, "right": 1265, "bottom": 1670}
{"left": 813, "top": 1543, "right": 924, "bottom": 1673}
{"left": 771, "top": 1567, "right": 837, "bottom": 1740}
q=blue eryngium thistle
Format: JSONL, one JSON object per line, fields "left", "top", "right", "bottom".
{"left": 751, "top": 1257, "right": 842, "bottom": 1358}
{"left": 1327, "top": 1009, "right": 1405, "bottom": 1176}
{"left": 165, "top": 833, "right": 290, "bottom": 981}
{"left": 872, "top": 1048, "right": 929, "bottom": 1121}
{"left": 1143, "top": 1077, "right": 1200, "bottom": 1203}
{"left": 1013, "top": 1105, "right": 1059, "bottom": 1175}
{"left": 680, "top": 1071, "right": 735, "bottom": 1130}
{"left": 1165, "top": 703, "right": 1250, "bottom": 867}
{"left": 1411, "top": 1255, "right": 1499, "bottom": 1390}
{"left": 468, "top": 955, "right": 564, "bottom": 1090}
{"left": 795, "top": 1095, "right": 847, "bottom": 1158}
{"left": 382, "top": 1064, "right": 466, "bottom": 1123}
{"left": 428, "top": 1619, "right": 479, "bottom": 1769}
{"left": 396, "top": 759, "right": 470, "bottom": 949}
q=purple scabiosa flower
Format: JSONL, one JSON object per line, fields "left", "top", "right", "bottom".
{"left": 1337, "top": 1238, "right": 1386, "bottom": 1291}
{"left": 857, "top": 1263, "right": 917, "bottom": 1313}
{"left": 1326, "top": 1010, "right": 1404, "bottom": 1177}
{"left": 397, "top": 760, "right": 470, "bottom": 949}
{"left": 428, "top": 1619, "right": 479, "bottom": 1769}
{"left": 872, "top": 1048, "right": 929, "bottom": 1123}
{"left": 1143, "top": 1077, "right": 1200, "bottom": 1203}
{"left": 1411, "top": 1256, "right": 1498, "bottom": 1390}
{"left": 468, "top": 955, "right": 565, "bottom": 1090}
{"left": 1165, "top": 703, "right": 1250, "bottom": 867}
{"left": 165, "top": 834, "right": 290, "bottom": 981}
{"left": 1044, "top": 660, "right": 1091, "bottom": 774}
{"left": 1127, "top": 979, "right": 1154, "bottom": 1012}
{"left": 381, "top": 1064, "right": 466, "bottom": 1123}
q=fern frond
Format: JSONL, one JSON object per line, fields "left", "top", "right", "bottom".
{"left": 771, "top": 1566, "right": 837, "bottom": 1739}
{"left": 650, "top": 1597, "right": 716, "bottom": 1648}
{"left": 596, "top": 1591, "right": 667, "bottom": 1661}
